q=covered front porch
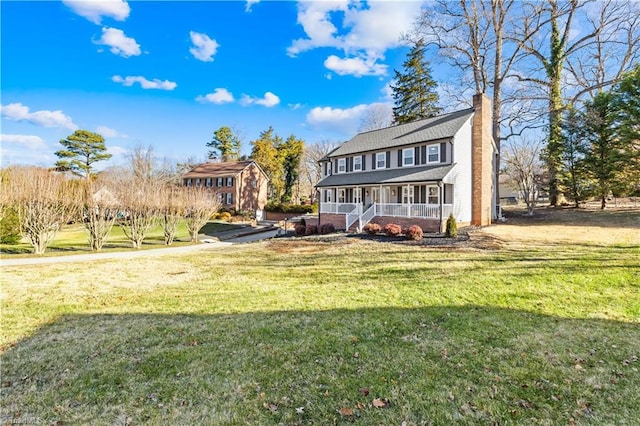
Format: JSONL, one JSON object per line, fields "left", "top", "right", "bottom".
{"left": 319, "top": 183, "right": 453, "bottom": 231}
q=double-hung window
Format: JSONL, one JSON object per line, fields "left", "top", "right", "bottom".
{"left": 205, "top": 178, "right": 212, "bottom": 187}
{"left": 186, "top": 179, "right": 192, "bottom": 187}
{"left": 427, "top": 186, "right": 439, "bottom": 204}
{"left": 338, "top": 189, "right": 346, "bottom": 203}
{"left": 403, "top": 148, "right": 414, "bottom": 166}
{"left": 337, "top": 158, "right": 346, "bottom": 173}
{"left": 226, "top": 193, "right": 233, "bottom": 205}
{"left": 376, "top": 152, "right": 386, "bottom": 168}
{"left": 226, "top": 177, "right": 233, "bottom": 186}
{"left": 427, "top": 145, "right": 440, "bottom": 163}
{"left": 353, "top": 156, "right": 362, "bottom": 171}
{"left": 195, "top": 178, "right": 201, "bottom": 187}
{"left": 216, "top": 177, "right": 223, "bottom": 187}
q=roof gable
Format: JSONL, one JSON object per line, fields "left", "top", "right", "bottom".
{"left": 183, "top": 160, "right": 257, "bottom": 178}
{"left": 329, "top": 108, "right": 474, "bottom": 157}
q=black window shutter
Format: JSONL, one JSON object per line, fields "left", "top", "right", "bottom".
{"left": 414, "top": 186, "right": 419, "bottom": 200}
{"left": 386, "top": 151, "right": 391, "bottom": 168}
{"left": 440, "top": 142, "right": 446, "bottom": 163}
{"left": 421, "top": 146, "right": 427, "bottom": 165}
{"left": 371, "top": 153, "right": 376, "bottom": 170}
{"left": 348, "top": 157, "right": 353, "bottom": 172}
{"left": 414, "top": 147, "right": 420, "bottom": 165}
{"left": 334, "top": 159, "right": 338, "bottom": 171}
{"left": 362, "top": 155, "right": 366, "bottom": 171}
{"left": 397, "top": 150, "right": 402, "bottom": 167}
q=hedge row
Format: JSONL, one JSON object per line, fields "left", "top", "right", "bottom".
{"left": 265, "top": 202, "right": 317, "bottom": 214}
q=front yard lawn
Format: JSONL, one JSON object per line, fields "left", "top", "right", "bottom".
{"left": 1, "top": 211, "right": 639, "bottom": 424}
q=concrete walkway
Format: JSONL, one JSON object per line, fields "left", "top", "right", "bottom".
{"left": 0, "top": 225, "right": 279, "bottom": 267}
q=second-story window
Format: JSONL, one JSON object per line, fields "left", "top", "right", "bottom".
{"left": 206, "top": 178, "right": 212, "bottom": 187}
{"left": 186, "top": 179, "right": 192, "bottom": 187}
{"left": 226, "top": 177, "right": 233, "bottom": 186}
{"left": 195, "top": 178, "right": 201, "bottom": 187}
{"left": 428, "top": 145, "right": 440, "bottom": 163}
{"left": 353, "top": 156, "right": 362, "bottom": 171}
{"left": 338, "top": 158, "right": 346, "bottom": 173}
{"left": 376, "top": 152, "right": 386, "bottom": 168}
{"left": 216, "top": 177, "right": 223, "bottom": 187}
{"left": 403, "top": 148, "right": 415, "bottom": 166}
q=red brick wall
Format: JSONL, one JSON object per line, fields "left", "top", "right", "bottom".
{"left": 471, "top": 93, "right": 493, "bottom": 226}
{"left": 318, "top": 213, "right": 348, "bottom": 230}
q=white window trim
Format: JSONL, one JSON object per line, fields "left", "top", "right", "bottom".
{"left": 338, "top": 188, "right": 346, "bottom": 203}
{"left": 226, "top": 177, "right": 233, "bottom": 186}
{"left": 376, "top": 152, "right": 386, "bottom": 169}
{"left": 427, "top": 185, "right": 439, "bottom": 204}
{"left": 353, "top": 156, "right": 362, "bottom": 171}
{"left": 325, "top": 189, "right": 333, "bottom": 203}
{"left": 402, "top": 185, "right": 414, "bottom": 204}
{"left": 216, "top": 177, "right": 223, "bottom": 187}
{"left": 427, "top": 145, "right": 440, "bottom": 164}
{"left": 337, "top": 158, "right": 346, "bottom": 173}
{"left": 226, "top": 193, "right": 233, "bottom": 205}
{"left": 403, "top": 148, "right": 414, "bottom": 166}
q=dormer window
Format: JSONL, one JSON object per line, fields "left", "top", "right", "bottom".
{"left": 428, "top": 145, "right": 440, "bottom": 163}
{"left": 353, "top": 156, "right": 362, "bottom": 171}
{"left": 403, "top": 148, "right": 414, "bottom": 166}
{"left": 338, "top": 158, "right": 346, "bottom": 173}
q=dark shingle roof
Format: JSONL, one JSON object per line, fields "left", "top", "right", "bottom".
{"left": 183, "top": 160, "right": 255, "bottom": 178}
{"left": 316, "top": 164, "right": 456, "bottom": 187}
{"left": 329, "top": 108, "right": 474, "bottom": 157}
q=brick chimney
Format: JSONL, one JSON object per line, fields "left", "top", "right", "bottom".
{"left": 471, "top": 93, "right": 493, "bottom": 226}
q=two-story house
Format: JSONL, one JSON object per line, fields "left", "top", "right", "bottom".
{"left": 316, "top": 94, "right": 497, "bottom": 232}
{"left": 183, "top": 160, "right": 269, "bottom": 220}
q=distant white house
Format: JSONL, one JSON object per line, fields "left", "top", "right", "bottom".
{"left": 316, "top": 94, "right": 497, "bottom": 232}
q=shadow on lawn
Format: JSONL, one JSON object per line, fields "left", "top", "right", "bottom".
{"left": 2, "top": 306, "right": 639, "bottom": 425}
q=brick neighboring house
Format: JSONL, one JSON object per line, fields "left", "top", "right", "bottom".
{"left": 183, "top": 160, "right": 269, "bottom": 220}
{"left": 316, "top": 94, "right": 497, "bottom": 232}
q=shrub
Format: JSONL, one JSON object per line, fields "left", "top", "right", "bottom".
{"left": 294, "top": 224, "right": 306, "bottom": 235}
{"left": 0, "top": 208, "right": 21, "bottom": 245}
{"left": 219, "top": 212, "right": 232, "bottom": 222}
{"left": 383, "top": 223, "right": 402, "bottom": 237}
{"left": 445, "top": 213, "right": 458, "bottom": 238}
{"left": 265, "top": 202, "right": 316, "bottom": 214}
{"left": 319, "top": 223, "right": 335, "bottom": 235}
{"left": 405, "top": 225, "right": 423, "bottom": 241}
{"left": 299, "top": 217, "right": 306, "bottom": 227}
{"left": 363, "top": 223, "right": 381, "bottom": 235}
{"left": 305, "top": 224, "right": 318, "bottom": 235}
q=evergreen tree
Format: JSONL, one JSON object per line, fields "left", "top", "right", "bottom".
{"left": 612, "top": 64, "right": 640, "bottom": 196}
{"left": 560, "top": 106, "right": 591, "bottom": 207}
{"left": 280, "top": 135, "right": 305, "bottom": 202}
{"left": 55, "top": 130, "right": 112, "bottom": 181}
{"left": 250, "top": 127, "right": 284, "bottom": 201}
{"left": 581, "top": 92, "right": 627, "bottom": 209}
{"left": 207, "top": 126, "right": 241, "bottom": 161}
{"left": 391, "top": 39, "right": 441, "bottom": 124}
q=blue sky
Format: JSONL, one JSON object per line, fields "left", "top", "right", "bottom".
{"left": 1, "top": 0, "right": 430, "bottom": 169}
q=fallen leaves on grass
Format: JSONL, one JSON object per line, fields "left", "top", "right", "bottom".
{"left": 263, "top": 402, "right": 278, "bottom": 412}
{"left": 359, "top": 387, "right": 369, "bottom": 396}
{"left": 372, "top": 398, "right": 388, "bottom": 408}
{"left": 338, "top": 407, "right": 353, "bottom": 416}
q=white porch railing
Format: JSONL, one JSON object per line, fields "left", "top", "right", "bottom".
{"left": 345, "top": 206, "right": 361, "bottom": 230}
{"left": 321, "top": 202, "right": 453, "bottom": 221}
{"left": 320, "top": 202, "right": 358, "bottom": 214}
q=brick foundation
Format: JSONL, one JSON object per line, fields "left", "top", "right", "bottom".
{"left": 319, "top": 214, "right": 444, "bottom": 233}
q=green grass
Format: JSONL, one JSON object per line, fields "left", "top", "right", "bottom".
{"left": 1, "top": 235, "right": 639, "bottom": 424}
{"left": 0, "top": 220, "right": 243, "bottom": 257}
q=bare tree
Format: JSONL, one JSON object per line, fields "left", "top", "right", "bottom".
{"left": 358, "top": 103, "right": 393, "bottom": 133}
{"left": 161, "top": 185, "right": 183, "bottom": 245}
{"left": 116, "top": 177, "right": 162, "bottom": 249}
{"left": 4, "top": 167, "right": 81, "bottom": 254}
{"left": 503, "top": 139, "right": 545, "bottom": 215}
{"left": 83, "top": 181, "right": 119, "bottom": 251}
{"left": 183, "top": 187, "right": 220, "bottom": 242}
{"left": 299, "top": 139, "right": 340, "bottom": 203}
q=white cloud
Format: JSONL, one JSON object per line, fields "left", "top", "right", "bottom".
{"left": 96, "top": 27, "right": 141, "bottom": 57}
{"left": 196, "top": 88, "right": 235, "bottom": 104}
{"left": 306, "top": 103, "right": 369, "bottom": 134}
{"left": 0, "top": 103, "right": 78, "bottom": 130}
{"left": 288, "top": 1, "right": 421, "bottom": 77}
{"left": 240, "top": 92, "right": 280, "bottom": 107}
{"left": 63, "top": 0, "right": 130, "bottom": 24}
{"left": 96, "top": 125, "right": 128, "bottom": 139}
{"left": 189, "top": 31, "right": 219, "bottom": 62}
{"left": 288, "top": 103, "right": 303, "bottom": 110}
{"left": 324, "top": 54, "right": 387, "bottom": 77}
{"left": 112, "top": 75, "right": 177, "bottom": 90}
{"left": 245, "top": 0, "right": 260, "bottom": 12}
{"left": 108, "top": 145, "right": 129, "bottom": 156}
{"left": 0, "top": 134, "right": 48, "bottom": 150}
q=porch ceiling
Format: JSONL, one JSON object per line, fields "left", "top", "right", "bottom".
{"left": 316, "top": 163, "right": 456, "bottom": 188}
